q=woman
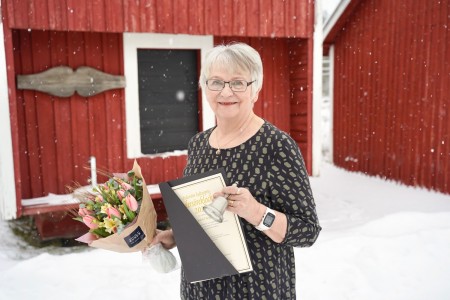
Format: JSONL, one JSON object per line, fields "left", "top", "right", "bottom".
{"left": 153, "top": 42, "right": 321, "bottom": 299}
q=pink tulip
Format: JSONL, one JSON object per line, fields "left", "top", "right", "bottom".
{"left": 95, "top": 195, "right": 104, "bottom": 202}
{"left": 125, "top": 194, "right": 139, "bottom": 211}
{"left": 117, "top": 190, "right": 126, "bottom": 199}
{"left": 78, "top": 207, "right": 93, "bottom": 217}
{"left": 106, "top": 207, "right": 121, "bottom": 219}
{"left": 82, "top": 215, "right": 98, "bottom": 229}
{"left": 120, "top": 182, "right": 132, "bottom": 190}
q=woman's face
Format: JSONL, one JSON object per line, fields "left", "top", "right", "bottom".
{"left": 205, "top": 64, "right": 258, "bottom": 121}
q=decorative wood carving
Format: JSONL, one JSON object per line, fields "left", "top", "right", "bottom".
{"left": 17, "top": 66, "right": 126, "bottom": 97}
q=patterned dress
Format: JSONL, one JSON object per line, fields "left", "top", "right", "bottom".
{"left": 180, "top": 121, "right": 321, "bottom": 300}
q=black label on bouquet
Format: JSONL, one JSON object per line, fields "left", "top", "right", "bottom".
{"left": 124, "top": 226, "right": 146, "bottom": 248}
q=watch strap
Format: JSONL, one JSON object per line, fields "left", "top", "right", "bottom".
{"left": 255, "top": 207, "right": 276, "bottom": 231}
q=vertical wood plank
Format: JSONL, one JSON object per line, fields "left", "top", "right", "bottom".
{"left": 156, "top": 0, "right": 174, "bottom": 33}
{"left": 173, "top": 0, "right": 189, "bottom": 34}
{"left": 86, "top": 0, "right": 102, "bottom": 31}
{"left": 232, "top": 0, "right": 246, "bottom": 36}
{"left": 32, "top": 30, "right": 60, "bottom": 196}
{"left": 436, "top": 0, "right": 449, "bottom": 193}
{"left": 12, "top": 31, "right": 31, "bottom": 200}
{"left": 104, "top": 0, "right": 124, "bottom": 32}
{"left": 67, "top": 32, "right": 91, "bottom": 185}
{"left": 272, "top": 0, "right": 285, "bottom": 37}
{"left": 47, "top": 0, "right": 68, "bottom": 30}
{"left": 84, "top": 32, "right": 108, "bottom": 172}
{"left": 219, "top": 0, "right": 233, "bottom": 36}
{"left": 421, "top": 0, "right": 436, "bottom": 190}
{"left": 261, "top": 38, "right": 274, "bottom": 123}
{"left": 295, "top": 0, "right": 307, "bottom": 37}
{"left": 188, "top": 0, "right": 205, "bottom": 35}
{"left": 246, "top": 0, "right": 260, "bottom": 37}
{"left": 20, "top": 31, "right": 44, "bottom": 197}
{"left": 413, "top": 0, "right": 427, "bottom": 188}
{"left": 364, "top": 1, "right": 378, "bottom": 175}
{"left": 385, "top": 0, "right": 397, "bottom": 178}
{"left": 273, "top": 40, "right": 290, "bottom": 132}
{"left": 204, "top": 0, "right": 220, "bottom": 35}
{"left": 259, "top": 0, "right": 272, "bottom": 37}
{"left": 9, "top": 0, "right": 29, "bottom": 28}
{"left": 141, "top": 0, "right": 157, "bottom": 32}
{"left": 50, "top": 31, "right": 74, "bottom": 194}
{"left": 102, "top": 33, "right": 126, "bottom": 172}
{"left": 392, "top": 0, "right": 412, "bottom": 184}
{"left": 248, "top": 37, "right": 264, "bottom": 117}
{"left": 33, "top": 0, "right": 49, "bottom": 28}
{"left": 67, "top": 0, "right": 89, "bottom": 31}
{"left": 285, "top": 0, "right": 296, "bottom": 37}
{"left": 399, "top": 0, "right": 416, "bottom": 186}
{"left": 123, "top": 0, "right": 140, "bottom": 32}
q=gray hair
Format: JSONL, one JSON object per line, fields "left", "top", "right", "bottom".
{"left": 199, "top": 43, "right": 263, "bottom": 98}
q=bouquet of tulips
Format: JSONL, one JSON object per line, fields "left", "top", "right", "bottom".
{"left": 73, "top": 161, "right": 177, "bottom": 272}
{"left": 75, "top": 170, "right": 143, "bottom": 239}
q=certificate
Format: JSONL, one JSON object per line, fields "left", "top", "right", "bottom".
{"left": 159, "top": 169, "right": 253, "bottom": 283}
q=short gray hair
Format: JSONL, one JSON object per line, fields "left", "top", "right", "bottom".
{"left": 199, "top": 43, "right": 263, "bottom": 98}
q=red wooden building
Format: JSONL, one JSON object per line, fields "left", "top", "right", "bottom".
{"left": 0, "top": 0, "right": 323, "bottom": 238}
{"left": 323, "top": 0, "right": 449, "bottom": 194}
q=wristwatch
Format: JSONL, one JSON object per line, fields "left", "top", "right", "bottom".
{"left": 255, "top": 207, "right": 276, "bottom": 231}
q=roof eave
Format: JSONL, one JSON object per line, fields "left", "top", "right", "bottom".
{"left": 323, "top": 0, "right": 363, "bottom": 45}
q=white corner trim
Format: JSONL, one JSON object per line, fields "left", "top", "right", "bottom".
{"left": 312, "top": 0, "right": 324, "bottom": 177}
{"left": 123, "top": 33, "right": 214, "bottom": 158}
{"left": 0, "top": 22, "right": 17, "bottom": 220}
{"left": 328, "top": 45, "right": 335, "bottom": 161}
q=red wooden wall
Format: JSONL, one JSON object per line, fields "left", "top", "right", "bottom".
{"left": 217, "top": 37, "right": 312, "bottom": 160}
{"left": 332, "top": 0, "right": 450, "bottom": 194}
{"left": 4, "top": 0, "right": 313, "bottom": 38}
{"left": 13, "top": 30, "right": 189, "bottom": 200}
{"left": 13, "top": 30, "right": 312, "bottom": 203}
{"left": 2, "top": 0, "right": 315, "bottom": 218}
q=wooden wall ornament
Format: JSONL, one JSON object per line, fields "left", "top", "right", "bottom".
{"left": 17, "top": 66, "right": 126, "bottom": 97}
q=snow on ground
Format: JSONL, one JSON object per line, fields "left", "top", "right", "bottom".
{"left": 1, "top": 162, "right": 450, "bottom": 300}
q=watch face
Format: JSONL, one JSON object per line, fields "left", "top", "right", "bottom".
{"left": 263, "top": 212, "right": 275, "bottom": 227}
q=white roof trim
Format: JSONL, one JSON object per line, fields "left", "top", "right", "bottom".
{"left": 323, "top": 0, "right": 352, "bottom": 42}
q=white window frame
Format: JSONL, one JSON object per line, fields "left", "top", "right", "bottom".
{"left": 123, "top": 33, "right": 215, "bottom": 158}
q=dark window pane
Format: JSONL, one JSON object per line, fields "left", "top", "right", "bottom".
{"left": 137, "top": 49, "right": 199, "bottom": 154}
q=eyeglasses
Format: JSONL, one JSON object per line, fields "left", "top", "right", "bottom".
{"left": 206, "top": 79, "right": 255, "bottom": 92}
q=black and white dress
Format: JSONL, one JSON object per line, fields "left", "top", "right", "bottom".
{"left": 180, "top": 121, "right": 321, "bottom": 300}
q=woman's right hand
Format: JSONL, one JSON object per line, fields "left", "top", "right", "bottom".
{"left": 150, "top": 229, "right": 176, "bottom": 249}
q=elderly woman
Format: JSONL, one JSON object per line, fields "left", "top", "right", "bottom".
{"left": 153, "top": 42, "right": 321, "bottom": 299}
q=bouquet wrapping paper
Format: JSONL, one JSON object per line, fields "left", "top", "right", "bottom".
{"left": 75, "top": 160, "right": 157, "bottom": 253}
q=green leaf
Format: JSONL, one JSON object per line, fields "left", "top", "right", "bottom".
{"left": 122, "top": 202, "right": 135, "bottom": 221}
{"left": 92, "top": 227, "right": 110, "bottom": 238}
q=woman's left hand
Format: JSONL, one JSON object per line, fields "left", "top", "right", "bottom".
{"left": 214, "top": 185, "right": 263, "bottom": 225}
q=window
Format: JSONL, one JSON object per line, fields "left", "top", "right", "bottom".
{"left": 123, "top": 33, "right": 214, "bottom": 158}
{"left": 138, "top": 49, "right": 199, "bottom": 154}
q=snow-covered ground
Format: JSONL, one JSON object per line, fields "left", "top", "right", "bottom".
{"left": 1, "top": 162, "right": 450, "bottom": 300}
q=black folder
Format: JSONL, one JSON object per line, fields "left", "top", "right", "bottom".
{"left": 159, "top": 169, "right": 239, "bottom": 283}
